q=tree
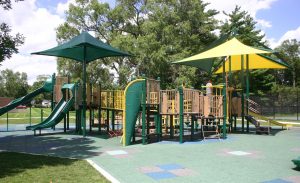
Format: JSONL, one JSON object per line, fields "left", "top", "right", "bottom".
{"left": 220, "top": 6, "right": 265, "bottom": 46}
{"left": 275, "top": 39, "right": 300, "bottom": 88}
{"left": 219, "top": 6, "right": 275, "bottom": 95}
{"left": 0, "top": 0, "right": 24, "bottom": 63}
{"left": 0, "top": 69, "right": 29, "bottom": 98}
{"left": 56, "top": 0, "right": 218, "bottom": 88}
{"left": 56, "top": 1, "right": 116, "bottom": 88}
{"left": 0, "top": 0, "right": 22, "bottom": 10}
{"left": 30, "top": 75, "right": 52, "bottom": 105}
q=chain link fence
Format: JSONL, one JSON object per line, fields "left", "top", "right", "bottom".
{"left": 250, "top": 89, "right": 300, "bottom": 121}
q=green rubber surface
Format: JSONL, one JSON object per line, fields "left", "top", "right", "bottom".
{"left": 0, "top": 128, "right": 299, "bottom": 182}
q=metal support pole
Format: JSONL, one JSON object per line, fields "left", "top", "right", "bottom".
{"left": 51, "top": 73, "right": 56, "bottom": 111}
{"left": 146, "top": 106, "right": 150, "bottom": 136}
{"left": 112, "top": 90, "right": 115, "bottom": 131}
{"left": 89, "top": 106, "right": 92, "bottom": 132}
{"left": 98, "top": 84, "right": 101, "bottom": 133}
{"left": 64, "top": 112, "right": 66, "bottom": 133}
{"left": 155, "top": 113, "right": 159, "bottom": 142}
{"left": 142, "top": 80, "right": 147, "bottom": 145}
{"left": 297, "top": 87, "right": 299, "bottom": 120}
{"left": 246, "top": 54, "right": 250, "bottom": 132}
{"left": 170, "top": 115, "right": 174, "bottom": 138}
{"left": 66, "top": 110, "right": 69, "bottom": 130}
{"left": 191, "top": 115, "right": 194, "bottom": 141}
{"left": 67, "top": 74, "right": 70, "bottom": 130}
{"left": 179, "top": 86, "right": 184, "bottom": 144}
{"left": 234, "top": 116, "right": 237, "bottom": 131}
{"left": 222, "top": 61, "right": 227, "bottom": 139}
{"left": 229, "top": 56, "right": 232, "bottom": 130}
{"left": 6, "top": 112, "right": 8, "bottom": 131}
{"left": 241, "top": 55, "right": 245, "bottom": 132}
{"left": 106, "top": 109, "right": 109, "bottom": 133}
{"left": 158, "top": 113, "right": 162, "bottom": 141}
{"left": 29, "top": 107, "right": 32, "bottom": 126}
{"left": 229, "top": 56, "right": 232, "bottom": 85}
{"left": 41, "top": 109, "right": 43, "bottom": 122}
{"left": 82, "top": 51, "right": 87, "bottom": 136}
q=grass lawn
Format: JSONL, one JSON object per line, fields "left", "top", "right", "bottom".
{"left": 0, "top": 108, "right": 76, "bottom": 124}
{"left": 0, "top": 152, "right": 109, "bottom": 183}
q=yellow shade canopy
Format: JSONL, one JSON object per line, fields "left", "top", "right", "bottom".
{"left": 173, "top": 37, "right": 272, "bottom": 72}
{"left": 214, "top": 54, "right": 289, "bottom": 74}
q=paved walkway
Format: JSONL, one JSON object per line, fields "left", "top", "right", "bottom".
{"left": 0, "top": 126, "right": 300, "bottom": 183}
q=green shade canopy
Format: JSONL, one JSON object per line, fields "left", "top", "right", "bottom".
{"left": 32, "top": 31, "right": 130, "bottom": 62}
{"left": 32, "top": 31, "right": 130, "bottom": 137}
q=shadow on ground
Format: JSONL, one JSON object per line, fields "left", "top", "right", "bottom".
{"left": 0, "top": 151, "right": 79, "bottom": 179}
{"left": 0, "top": 132, "right": 105, "bottom": 159}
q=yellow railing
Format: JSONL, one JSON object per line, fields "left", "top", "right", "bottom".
{"left": 101, "top": 90, "right": 125, "bottom": 110}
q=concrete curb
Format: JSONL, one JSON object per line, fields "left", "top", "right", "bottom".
{"left": 86, "top": 159, "right": 120, "bottom": 183}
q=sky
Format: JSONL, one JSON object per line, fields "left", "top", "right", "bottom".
{"left": 0, "top": 0, "right": 299, "bottom": 85}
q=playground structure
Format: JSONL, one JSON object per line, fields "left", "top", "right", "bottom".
{"left": 80, "top": 78, "right": 229, "bottom": 146}
{"left": 0, "top": 73, "right": 293, "bottom": 144}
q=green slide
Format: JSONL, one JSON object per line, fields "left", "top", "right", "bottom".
{"left": 26, "top": 98, "right": 65, "bottom": 130}
{"left": 123, "top": 79, "right": 145, "bottom": 146}
{"left": 26, "top": 83, "right": 75, "bottom": 132}
{"left": 0, "top": 78, "right": 53, "bottom": 116}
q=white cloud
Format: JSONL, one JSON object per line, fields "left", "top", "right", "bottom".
{"left": 256, "top": 19, "right": 272, "bottom": 28}
{"left": 268, "top": 26, "right": 300, "bottom": 48}
{"left": 0, "top": 0, "right": 65, "bottom": 85}
{"left": 56, "top": 0, "right": 76, "bottom": 17}
{"left": 203, "top": 0, "right": 277, "bottom": 29}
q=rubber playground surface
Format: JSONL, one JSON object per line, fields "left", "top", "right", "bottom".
{"left": 0, "top": 125, "right": 300, "bottom": 183}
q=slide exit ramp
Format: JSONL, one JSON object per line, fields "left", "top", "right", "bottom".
{"left": 26, "top": 83, "right": 75, "bottom": 134}
{"left": 248, "top": 111, "right": 288, "bottom": 129}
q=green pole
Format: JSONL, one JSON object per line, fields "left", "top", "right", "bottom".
{"left": 170, "top": 115, "right": 174, "bottom": 138}
{"left": 154, "top": 113, "right": 158, "bottom": 141}
{"left": 241, "top": 55, "right": 245, "bottom": 132}
{"left": 41, "top": 108, "right": 43, "bottom": 122}
{"left": 89, "top": 83, "right": 92, "bottom": 132}
{"left": 82, "top": 47, "right": 87, "bottom": 137}
{"left": 229, "top": 56, "right": 232, "bottom": 84}
{"left": 98, "top": 84, "right": 101, "bottom": 133}
{"left": 191, "top": 115, "right": 194, "bottom": 141}
{"left": 228, "top": 56, "right": 233, "bottom": 131}
{"left": 158, "top": 112, "right": 161, "bottom": 141}
{"left": 67, "top": 75, "right": 70, "bottom": 130}
{"left": 179, "top": 86, "right": 184, "bottom": 144}
{"left": 29, "top": 107, "right": 32, "bottom": 126}
{"left": 246, "top": 54, "right": 250, "bottom": 132}
{"left": 222, "top": 61, "right": 227, "bottom": 139}
{"left": 142, "top": 79, "right": 146, "bottom": 145}
{"left": 6, "top": 112, "right": 8, "bottom": 131}
{"left": 51, "top": 73, "right": 56, "bottom": 111}
{"left": 112, "top": 90, "right": 115, "bottom": 131}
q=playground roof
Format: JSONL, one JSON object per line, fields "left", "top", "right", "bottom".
{"left": 172, "top": 37, "right": 273, "bottom": 72}
{"left": 214, "top": 54, "right": 289, "bottom": 74}
{"left": 32, "top": 31, "right": 130, "bottom": 63}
